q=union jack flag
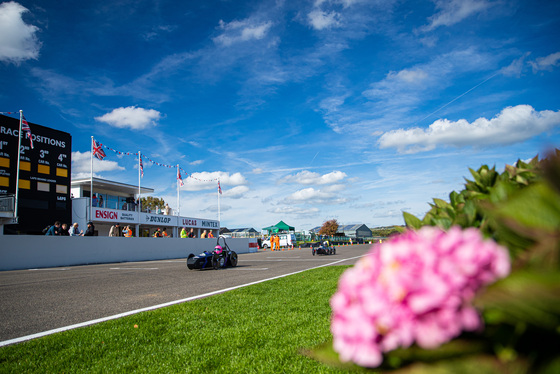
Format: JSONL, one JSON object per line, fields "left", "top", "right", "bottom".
{"left": 93, "top": 139, "right": 106, "bottom": 160}
{"left": 140, "top": 155, "right": 144, "bottom": 177}
{"left": 218, "top": 181, "right": 222, "bottom": 195}
{"left": 21, "top": 115, "right": 34, "bottom": 149}
{"left": 177, "top": 169, "right": 184, "bottom": 186}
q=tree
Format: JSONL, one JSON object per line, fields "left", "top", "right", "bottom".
{"left": 140, "top": 196, "right": 166, "bottom": 212}
{"left": 319, "top": 219, "right": 339, "bottom": 236}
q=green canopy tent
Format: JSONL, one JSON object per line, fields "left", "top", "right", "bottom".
{"left": 262, "top": 220, "right": 295, "bottom": 234}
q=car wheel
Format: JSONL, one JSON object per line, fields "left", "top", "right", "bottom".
{"left": 229, "top": 251, "right": 238, "bottom": 267}
{"left": 187, "top": 254, "right": 195, "bottom": 270}
{"left": 263, "top": 244, "right": 268, "bottom": 249}
{"left": 212, "top": 254, "right": 222, "bottom": 270}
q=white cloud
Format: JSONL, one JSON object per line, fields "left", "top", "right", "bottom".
{"left": 213, "top": 19, "right": 272, "bottom": 46}
{"left": 279, "top": 170, "right": 347, "bottom": 185}
{"left": 71, "top": 151, "right": 125, "bottom": 178}
{"left": 0, "top": 1, "right": 41, "bottom": 63}
{"left": 421, "top": 0, "right": 491, "bottom": 32}
{"left": 270, "top": 206, "right": 320, "bottom": 215}
{"left": 286, "top": 187, "right": 347, "bottom": 204}
{"left": 308, "top": 10, "right": 341, "bottom": 30}
{"left": 95, "top": 106, "right": 161, "bottom": 130}
{"left": 500, "top": 53, "right": 530, "bottom": 77}
{"left": 223, "top": 185, "right": 250, "bottom": 198}
{"left": 529, "top": 52, "right": 560, "bottom": 73}
{"left": 389, "top": 69, "right": 428, "bottom": 84}
{"left": 378, "top": 105, "right": 560, "bottom": 153}
{"left": 183, "top": 171, "right": 247, "bottom": 192}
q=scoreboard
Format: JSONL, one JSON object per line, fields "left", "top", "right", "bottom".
{"left": 0, "top": 114, "right": 72, "bottom": 234}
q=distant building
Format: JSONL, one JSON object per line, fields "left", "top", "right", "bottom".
{"left": 228, "top": 227, "right": 259, "bottom": 238}
{"left": 71, "top": 177, "right": 219, "bottom": 237}
{"left": 219, "top": 227, "right": 231, "bottom": 236}
{"left": 339, "top": 224, "right": 372, "bottom": 238}
{"left": 310, "top": 224, "right": 372, "bottom": 238}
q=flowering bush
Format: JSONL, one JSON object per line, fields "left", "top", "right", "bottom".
{"left": 330, "top": 226, "right": 510, "bottom": 368}
{"left": 307, "top": 151, "right": 560, "bottom": 373}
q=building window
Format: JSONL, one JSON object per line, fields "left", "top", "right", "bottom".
{"left": 104, "top": 195, "right": 117, "bottom": 210}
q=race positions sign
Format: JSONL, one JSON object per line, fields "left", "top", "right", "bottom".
{"left": 0, "top": 114, "right": 72, "bottom": 234}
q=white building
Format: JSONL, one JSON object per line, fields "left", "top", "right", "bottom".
{"left": 71, "top": 177, "right": 219, "bottom": 237}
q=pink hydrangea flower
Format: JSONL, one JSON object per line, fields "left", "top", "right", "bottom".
{"left": 330, "top": 226, "right": 510, "bottom": 368}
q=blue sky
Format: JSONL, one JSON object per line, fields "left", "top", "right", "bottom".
{"left": 1, "top": 0, "right": 559, "bottom": 231}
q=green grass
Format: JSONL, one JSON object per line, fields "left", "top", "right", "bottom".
{"left": 0, "top": 266, "right": 363, "bottom": 373}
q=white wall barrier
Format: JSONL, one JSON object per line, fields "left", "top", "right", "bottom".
{"left": 0, "top": 236, "right": 258, "bottom": 271}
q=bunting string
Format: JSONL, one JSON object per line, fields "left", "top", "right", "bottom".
{"left": 96, "top": 141, "right": 221, "bottom": 182}
{"left": 0, "top": 119, "right": 224, "bottom": 185}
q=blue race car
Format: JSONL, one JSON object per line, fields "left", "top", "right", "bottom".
{"left": 312, "top": 241, "right": 336, "bottom": 256}
{"left": 187, "top": 236, "right": 238, "bottom": 270}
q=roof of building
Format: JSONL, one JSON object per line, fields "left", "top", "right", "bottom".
{"left": 310, "top": 224, "right": 371, "bottom": 233}
{"left": 72, "top": 177, "right": 154, "bottom": 195}
{"left": 340, "top": 224, "right": 371, "bottom": 231}
{"left": 229, "top": 228, "right": 258, "bottom": 233}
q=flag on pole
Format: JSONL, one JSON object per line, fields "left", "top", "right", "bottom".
{"left": 21, "top": 115, "right": 34, "bottom": 149}
{"left": 93, "top": 139, "right": 106, "bottom": 160}
{"left": 218, "top": 180, "right": 222, "bottom": 195}
{"left": 140, "top": 155, "right": 144, "bottom": 177}
{"left": 177, "top": 169, "right": 184, "bottom": 186}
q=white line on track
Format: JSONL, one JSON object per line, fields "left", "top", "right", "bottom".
{"left": 110, "top": 268, "right": 159, "bottom": 270}
{"left": 247, "top": 259, "right": 334, "bottom": 262}
{"left": 28, "top": 268, "right": 69, "bottom": 271}
{"left": 0, "top": 254, "right": 365, "bottom": 347}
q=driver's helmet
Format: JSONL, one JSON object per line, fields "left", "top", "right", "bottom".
{"left": 214, "top": 245, "right": 223, "bottom": 254}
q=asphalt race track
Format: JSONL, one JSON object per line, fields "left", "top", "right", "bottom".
{"left": 0, "top": 243, "right": 373, "bottom": 345}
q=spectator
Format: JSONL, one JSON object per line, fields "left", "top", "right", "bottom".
{"left": 84, "top": 222, "right": 95, "bottom": 236}
{"left": 180, "top": 227, "right": 188, "bottom": 238}
{"left": 163, "top": 203, "right": 171, "bottom": 215}
{"left": 60, "top": 223, "right": 70, "bottom": 236}
{"left": 69, "top": 223, "right": 83, "bottom": 236}
{"left": 153, "top": 228, "right": 162, "bottom": 237}
{"left": 98, "top": 195, "right": 104, "bottom": 208}
{"left": 201, "top": 230, "right": 207, "bottom": 238}
{"left": 208, "top": 231, "right": 214, "bottom": 238}
{"left": 162, "top": 228, "right": 169, "bottom": 237}
{"left": 92, "top": 194, "right": 97, "bottom": 207}
{"left": 45, "top": 221, "right": 61, "bottom": 236}
{"left": 188, "top": 228, "right": 196, "bottom": 238}
{"left": 124, "top": 226, "right": 133, "bottom": 237}
{"left": 109, "top": 223, "right": 122, "bottom": 237}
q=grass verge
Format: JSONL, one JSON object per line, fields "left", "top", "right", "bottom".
{"left": 0, "top": 266, "right": 364, "bottom": 373}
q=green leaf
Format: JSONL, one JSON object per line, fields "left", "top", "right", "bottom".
{"left": 433, "top": 198, "right": 450, "bottom": 209}
{"left": 432, "top": 217, "right": 453, "bottom": 230}
{"left": 403, "top": 212, "right": 423, "bottom": 230}
{"left": 493, "top": 183, "right": 560, "bottom": 231}
{"left": 475, "top": 270, "right": 560, "bottom": 330}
